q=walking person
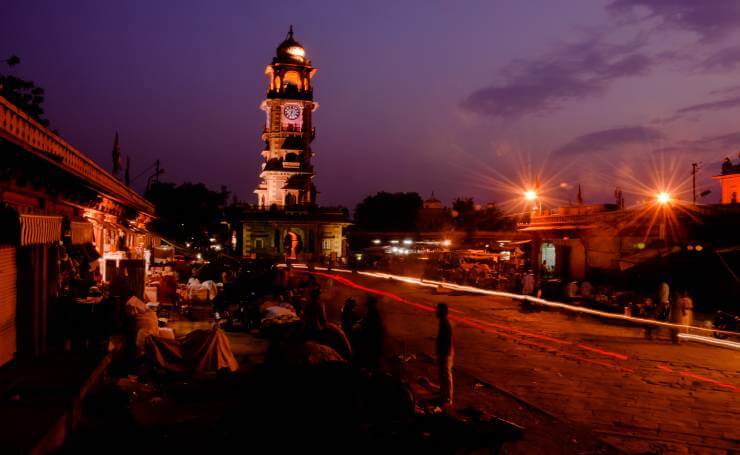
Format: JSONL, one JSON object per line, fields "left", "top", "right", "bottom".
{"left": 658, "top": 281, "right": 670, "bottom": 313}
{"left": 668, "top": 289, "right": 684, "bottom": 344}
{"left": 341, "top": 297, "right": 357, "bottom": 338}
{"left": 436, "top": 303, "right": 454, "bottom": 406}
{"left": 679, "top": 290, "right": 694, "bottom": 331}
{"left": 303, "top": 297, "right": 352, "bottom": 361}
{"left": 672, "top": 290, "right": 694, "bottom": 340}
{"left": 521, "top": 270, "right": 535, "bottom": 296}
{"left": 355, "top": 295, "right": 385, "bottom": 371}
{"left": 639, "top": 296, "right": 656, "bottom": 340}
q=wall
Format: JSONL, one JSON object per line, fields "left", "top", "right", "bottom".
{"left": 717, "top": 174, "right": 740, "bottom": 204}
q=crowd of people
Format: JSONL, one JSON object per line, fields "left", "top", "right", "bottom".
{"left": 255, "top": 270, "right": 388, "bottom": 371}
{"left": 214, "top": 266, "right": 458, "bottom": 406}
{"left": 518, "top": 272, "right": 697, "bottom": 343}
{"left": 423, "top": 254, "right": 523, "bottom": 291}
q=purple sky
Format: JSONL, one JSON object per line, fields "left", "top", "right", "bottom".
{"left": 3, "top": 0, "right": 740, "bottom": 209}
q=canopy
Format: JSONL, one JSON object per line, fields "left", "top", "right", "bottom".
{"left": 20, "top": 214, "right": 62, "bottom": 246}
{"left": 70, "top": 220, "right": 94, "bottom": 245}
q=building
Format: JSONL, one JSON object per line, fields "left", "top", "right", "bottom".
{"left": 416, "top": 193, "right": 451, "bottom": 231}
{"left": 519, "top": 203, "right": 638, "bottom": 280}
{"left": 239, "top": 27, "right": 350, "bottom": 261}
{"left": 713, "top": 154, "right": 740, "bottom": 204}
{"left": 519, "top": 171, "right": 740, "bottom": 300}
{"left": 0, "top": 94, "right": 156, "bottom": 365}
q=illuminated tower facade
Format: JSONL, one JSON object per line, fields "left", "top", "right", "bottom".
{"left": 240, "top": 27, "right": 349, "bottom": 262}
{"left": 254, "top": 26, "right": 318, "bottom": 208}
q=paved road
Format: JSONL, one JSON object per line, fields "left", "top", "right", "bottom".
{"left": 316, "top": 271, "right": 740, "bottom": 454}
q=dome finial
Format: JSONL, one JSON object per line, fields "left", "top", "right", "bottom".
{"left": 288, "top": 25, "right": 294, "bottom": 39}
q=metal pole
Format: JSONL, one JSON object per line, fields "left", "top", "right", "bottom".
{"left": 691, "top": 162, "right": 697, "bottom": 204}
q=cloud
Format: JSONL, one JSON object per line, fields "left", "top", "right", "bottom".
{"left": 554, "top": 126, "right": 664, "bottom": 156}
{"left": 461, "top": 34, "right": 652, "bottom": 118}
{"left": 658, "top": 87, "right": 740, "bottom": 123}
{"left": 654, "top": 131, "right": 740, "bottom": 155}
{"left": 675, "top": 95, "right": 740, "bottom": 116}
{"left": 701, "top": 45, "right": 740, "bottom": 72}
{"left": 608, "top": 0, "right": 740, "bottom": 42}
{"left": 697, "top": 131, "right": 740, "bottom": 149}
{"left": 707, "top": 84, "right": 740, "bottom": 96}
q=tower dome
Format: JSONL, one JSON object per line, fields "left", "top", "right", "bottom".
{"left": 276, "top": 25, "right": 306, "bottom": 64}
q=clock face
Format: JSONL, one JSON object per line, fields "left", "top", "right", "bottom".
{"left": 283, "top": 104, "right": 301, "bottom": 121}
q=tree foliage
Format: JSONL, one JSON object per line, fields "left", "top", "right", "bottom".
{"left": 1, "top": 56, "right": 51, "bottom": 127}
{"left": 354, "top": 192, "right": 423, "bottom": 231}
{"left": 145, "top": 182, "right": 230, "bottom": 245}
{"left": 452, "top": 197, "right": 513, "bottom": 231}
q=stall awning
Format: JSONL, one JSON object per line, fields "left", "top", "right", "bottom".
{"left": 20, "top": 214, "right": 62, "bottom": 246}
{"left": 70, "top": 221, "right": 94, "bottom": 245}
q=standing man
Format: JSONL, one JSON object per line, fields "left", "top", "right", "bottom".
{"left": 522, "top": 270, "right": 535, "bottom": 296}
{"left": 670, "top": 289, "right": 694, "bottom": 343}
{"left": 341, "top": 297, "right": 357, "bottom": 338}
{"left": 436, "top": 303, "right": 454, "bottom": 406}
{"left": 679, "top": 290, "right": 694, "bottom": 331}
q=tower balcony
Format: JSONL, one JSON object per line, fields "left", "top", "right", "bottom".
{"left": 266, "top": 87, "right": 313, "bottom": 101}
{"left": 282, "top": 124, "right": 303, "bottom": 133}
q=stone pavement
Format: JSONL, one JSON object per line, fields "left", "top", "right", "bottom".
{"left": 318, "top": 273, "right": 740, "bottom": 454}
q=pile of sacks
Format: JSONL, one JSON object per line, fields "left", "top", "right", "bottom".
{"left": 125, "top": 295, "right": 238, "bottom": 374}
{"left": 125, "top": 296, "right": 175, "bottom": 351}
{"left": 260, "top": 300, "right": 301, "bottom": 329}
{"left": 186, "top": 277, "right": 219, "bottom": 303}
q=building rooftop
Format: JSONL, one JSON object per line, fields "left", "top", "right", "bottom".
{"left": 719, "top": 156, "right": 740, "bottom": 175}
{"left": 274, "top": 25, "right": 307, "bottom": 64}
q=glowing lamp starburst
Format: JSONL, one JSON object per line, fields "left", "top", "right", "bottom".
{"left": 656, "top": 192, "right": 671, "bottom": 205}
{"left": 524, "top": 190, "right": 538, "bottom": 201}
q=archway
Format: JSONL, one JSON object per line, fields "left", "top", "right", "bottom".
{"left": 283, "top": 231, "right": 303, "bottom": 260}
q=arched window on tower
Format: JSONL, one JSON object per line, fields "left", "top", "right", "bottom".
{"left": 282, "top": 71, "right": 302, "bottom": 90}
{"left": 285, "top": 152, "right": 298, "bottom": 162}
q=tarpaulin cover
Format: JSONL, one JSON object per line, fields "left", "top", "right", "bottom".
{"left": 70, "top": 221, "right": 94, "bottom": 245}
{"left": 144, "top": 328, "right": 238, "bottom": 373}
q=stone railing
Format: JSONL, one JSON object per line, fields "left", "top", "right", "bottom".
{"left": 520, "top": 209, "right": 629, "bottom": 230}
{"left": 0, "top": 96, "right": 154, "bottom": 215}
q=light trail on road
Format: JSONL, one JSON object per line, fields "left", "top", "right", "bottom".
{"left": 308, "top": 270, "right": 633, "bottom": 368}
{"left": 284, "top": 264, "right": 740, "bottom": 338}
{"left": 299, "top": 269, "right": 740, "bottom": 394}
{"left": 678, "top": 333, "right": 740, "bottom": 350}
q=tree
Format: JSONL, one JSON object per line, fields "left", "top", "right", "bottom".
{"left": 452, "top": 197, "right": 513, "bottom": 231}
{"left": 145, "top": 181, "right": 230, "bottom": 246}
{"left": 354, "top": 192, "right": 423, "bottom": 231}
{"left": 0, "top": 55, "right": 51, "bottom": 127}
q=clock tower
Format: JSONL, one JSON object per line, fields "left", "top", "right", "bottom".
{"left": 240, "top": 27, "right": 349, "bottom": 263}
{"left": 254, "top": 26, "right": 318, "bottom": 208}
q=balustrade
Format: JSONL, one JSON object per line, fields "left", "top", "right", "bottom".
{"left": 0, "top": 96, "right": 153, "bottom": 214}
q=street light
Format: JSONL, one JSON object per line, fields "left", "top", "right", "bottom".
{"left": 656, "top": 192, "right": 671, "bottom": 205}
{"left": 524, "top": 190, "right": 542, "bottom": 214}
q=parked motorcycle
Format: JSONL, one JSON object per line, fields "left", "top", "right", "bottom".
{"left": 712, "top": 310, "right": 740, "bottom": 339}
